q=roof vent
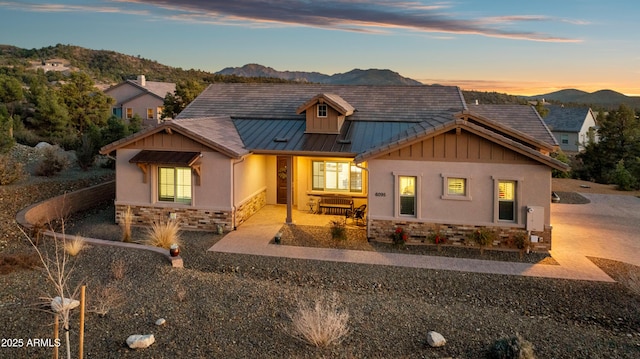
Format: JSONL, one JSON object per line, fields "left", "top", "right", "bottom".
{"left": 337, "top": 139, "right": 351, "bottom": 144}
{"left": 273, "top": 137, "right": 289, "bottom": 143}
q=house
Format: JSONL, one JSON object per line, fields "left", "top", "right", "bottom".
{"left": 100, "top": 83, "right": 568, "bottom": 251}
{"left": 104, "top": 75, "right": 176, "bottom": 127}
{"left": 543, "top": 105, "right": 598, "bottom": 153}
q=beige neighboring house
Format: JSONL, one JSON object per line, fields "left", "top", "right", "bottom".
{"left": 100, "top": 83, "right": 568, "bottom": 251}
{"left": 104, "top": 75, "right": 175, "bottom": 127}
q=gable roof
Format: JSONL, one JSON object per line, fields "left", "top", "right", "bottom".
{"left": 295, "top": 93, "right": 355, "bottom": 116}
{"left": 543, "top": 106, "right": 594, "bottom": 132}
{"left": 104, "top": 79, "right": 176, "bottom": 102}
{"left": 99, "top": 117, "right": 248, "bottom": 158}
{"left": 355, "top": 119, "right": 569, "bottom": 171}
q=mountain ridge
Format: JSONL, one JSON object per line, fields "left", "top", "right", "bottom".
{"left": 216, "top": 63, "right": 423, "bottom": 86}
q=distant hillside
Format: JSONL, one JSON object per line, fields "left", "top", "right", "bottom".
{"left": 0, "top": 44, "right": 294, "bottom": 86}
{"left": 216, "top": 64, "right": 423, "bottom": 86}
{"left": 528, "top": 89, "right": 640, "bottom": 110}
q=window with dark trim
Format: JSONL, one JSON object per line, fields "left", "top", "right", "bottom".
{"left": 158, "top": 167, "right": 192, "bottom": 204}
{"left": 498, "top": 180, "right": 516, "bottom": 221}
{"left": 399, "top": 176, "right": 416, "bottom": 216}
{"left": 312, "top": 161, "right": 362, "bottom": 192}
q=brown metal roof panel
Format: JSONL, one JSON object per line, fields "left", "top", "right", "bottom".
{"left": 129, "top": 150, "right": 200, "bottom": 166}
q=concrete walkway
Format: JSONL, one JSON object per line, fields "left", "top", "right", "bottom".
{"left": 209, "top": 200, "right": 637, "bottom": 282}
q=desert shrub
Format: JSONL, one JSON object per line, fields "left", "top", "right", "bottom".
{"left": 88, "top": 284, "right": 124, "bottom": 317}
{"left": 63, "top": 236, "right": 86, "bottom": 256}
{"left": 0, "top": 253, "right": 41, "bottom": 274}
{"left": 329, "top": 220, "right": 346, "bottom": 240}
{"left": 121, "top": 206, "right": 133, "bottom": 243}
{"left": 489, "top": 333, "right": 535, "bottom": 359}
{"left": 470, "top": 228, "right": 497, "bottom": 247}
{"left": 144, "top": 218, "right": 182, "bottom": 249}
{"left": 34, "top": 145, "right": 69, "bottom": 176}
{"left": 110, "top": 259, "right": 126, "bottom": 280}
{"left": 287, "top": 293, "right": 350, "bottom": 348}
{"left": 512, "top": 232, "right": 530, "bottom": 250}
{"left": 391, "top": 227, "right": 408, "bottom": 245}
{"left": 0, "top": 154, "right": 26, "bottom": 185}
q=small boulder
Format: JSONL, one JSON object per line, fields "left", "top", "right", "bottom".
{"left": 35, "top": 142, "right": 52, "bottom": 149}
{"left": 155, "top": 318, "right": 166, "bottom": 326}
{"left": 426, "top": 331, "right": 446, "bottom": 347}
{"left": 126, "top": 334, "right": 155, "bottom": 349}
{"left": 51, "top": 296, "right": 79, "bottom": 312}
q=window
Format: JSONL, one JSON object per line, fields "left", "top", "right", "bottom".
{"left": 126, "top": 108, "right": 133, "bottom": 119}
{"left": 399, "top": 176, "right": 416, "bottom": 216}
{"left": 317, "top": 104, "right": 327, "bottom": 117}
{"left": 497, "top": 180, "right": 516, "bottom": 221}
{"left": 158, "top": 167, "right": 192, "bottom": 204}
{"left": 312, "top": 161, "right": 362, "bottom": 192}
{"left": 560, "top": 134, "right": 569, "bottom": 145}
{"left": 147, "top": 108, "right": 154, "bottom": 120}
{"left": 448, "top": 178, "right": 466, "bottom": 196}
{"left": 157, "top": 106, "right": 164, "bottom": 119}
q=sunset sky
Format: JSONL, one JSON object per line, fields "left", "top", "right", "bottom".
{"left": 0, "top": 0, "right": 638, "bottom": 96}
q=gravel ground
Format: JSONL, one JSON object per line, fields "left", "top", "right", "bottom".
{"left": 1, "top": 168, "right": 640, "bottom": 358}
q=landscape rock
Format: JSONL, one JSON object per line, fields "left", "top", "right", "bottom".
{"left": 35, "top": 142, "right": 52, "bottom": 149}
{"left": 155, "top": 318, "right": 166, "bottom": 326}
{"left": 426, "top": 331, "right": 446, "bottom": 347}
{"left": 51, "top": 296, "right": 80, "bottom": 312}
{"left": 126, "top": 334, "right": 155, "bottom": 349}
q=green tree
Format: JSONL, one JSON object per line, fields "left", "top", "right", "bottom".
{"left": 161, "top": 80, "right": 205, "bottom": 119}
{"left": 534, "top": 100, "right": 549, "bottom": 118}
{"left": 58, "top": 72, "right": 113, "bottom": 133}
{"left": 26, "top": 83, "right": 70, "bottom": 138}
{"left": 577, "top": 104, "right": 640, "bottom": 186}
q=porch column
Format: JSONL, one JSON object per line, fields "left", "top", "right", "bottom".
{"left": 286, "top": 155, "right": 293, "bottom": 224}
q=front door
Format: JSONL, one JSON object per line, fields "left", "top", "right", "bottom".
{"left": 277, "top": 156, "right": 289, "bottom": 204}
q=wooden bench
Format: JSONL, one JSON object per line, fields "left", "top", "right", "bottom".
{"left": 317, "top": 197, "right": 354, "bottom": 215}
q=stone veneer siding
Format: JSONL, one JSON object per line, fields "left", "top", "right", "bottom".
{"left": 369, "top": 219, "right": 552, "bottom": 252}
{"left": 234, "top": 190, "right": 266, "bottom": 228}
{"left": 115, "top": 189, "right": 267, "bottom": 232}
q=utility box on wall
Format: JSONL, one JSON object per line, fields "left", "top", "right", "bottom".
{"left": 526, "top": 206, "right": 544, "bottom": 232}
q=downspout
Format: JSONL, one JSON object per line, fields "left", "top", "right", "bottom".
{"left": 231, "top": 156, "right": 246, "bottom": 230}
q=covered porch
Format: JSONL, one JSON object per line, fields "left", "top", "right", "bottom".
{"left": 213, "top": 204, "right": 366, "bottom": 252}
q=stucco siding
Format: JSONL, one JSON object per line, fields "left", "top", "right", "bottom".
{"left": 115, "top": 148, "right": 233, "bottom": 211}
{"left": 367, "top": 159, "right": 551, "bottom": 228}
{"left": 234, "top": 154, "right": 268, "bottom": 206}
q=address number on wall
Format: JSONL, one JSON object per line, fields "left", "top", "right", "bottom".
{"left": 375, "top": 192, "right": 386, "bottom": 197}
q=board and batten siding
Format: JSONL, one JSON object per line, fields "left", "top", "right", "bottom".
{"left": 305, "top": 106, "right": 345, "bottom": 134}
{"left": 378, "top": 130, "right": 537, "bottom": 164}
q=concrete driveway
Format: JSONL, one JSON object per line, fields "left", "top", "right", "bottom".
{"left": 550, "top": 193, "right": 640, "bottom": 268}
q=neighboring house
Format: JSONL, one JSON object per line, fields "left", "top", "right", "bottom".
{"left": 543, "top": 105, "right": 598, "bottom": 153}
{"left": 104, "top": 75, "right": 175, "bottom": 127}
{"left": 100, "top": 83, "right": 568, "bottom": 250}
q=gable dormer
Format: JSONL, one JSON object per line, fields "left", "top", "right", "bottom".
{"left": 296, "top": 93, "right": 355, "bottom": 134}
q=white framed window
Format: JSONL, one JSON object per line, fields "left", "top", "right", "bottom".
{"left": 158, "top": 167, "right": 192, "bottom": 204}
{"left": 147, "top": 108, "right": 154, "bottom": 119}
{"left": 317, "top": 104, "right": 328, "bottom": 117}
{"left": 560, "top": 134, "right": 569, "bottom": 145}
{"left": 312, "top": 160, "right": 362, "bottom": 192}
{"left": 441, "top": 174, "right": 472, "bottom": 201}
{"left": 126, "top": 108, "right": 133, "bottom": 119}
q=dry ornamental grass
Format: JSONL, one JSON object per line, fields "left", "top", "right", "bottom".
{"left": 287, "top": 293, "right": 350, "bottom": 348}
